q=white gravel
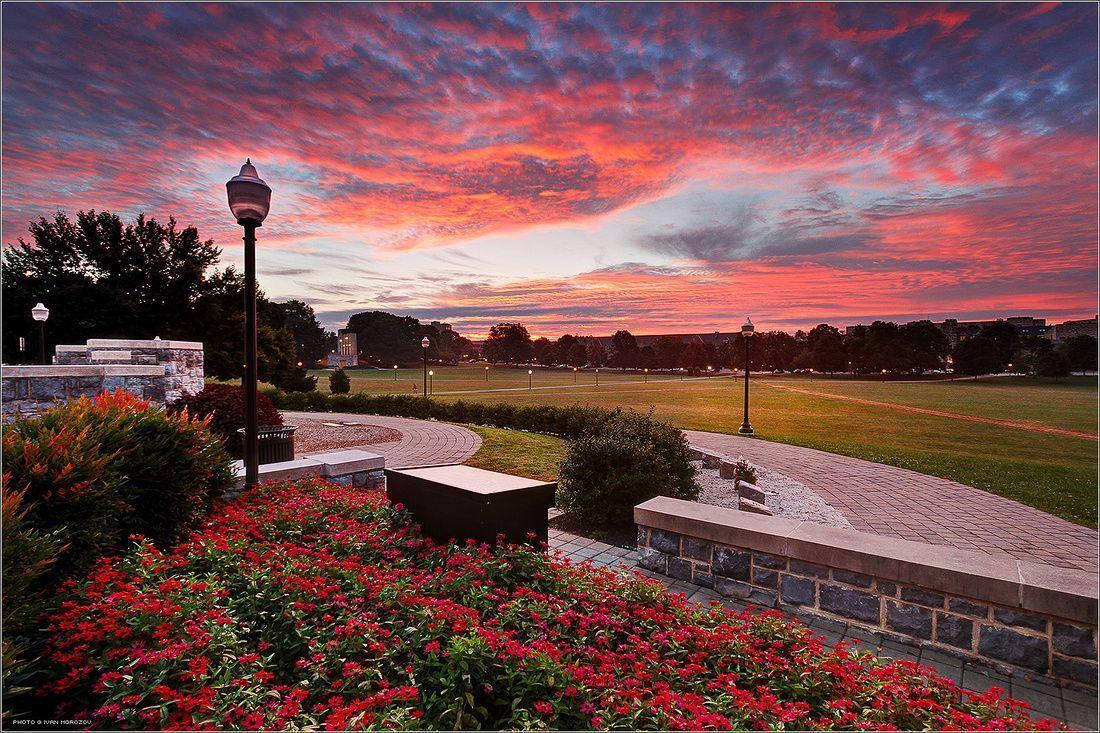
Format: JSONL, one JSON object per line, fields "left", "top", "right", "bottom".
{"left": 693, "top": 461, "right": 853, "bottom": 530}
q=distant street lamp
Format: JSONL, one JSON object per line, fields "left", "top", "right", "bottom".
{"left": 528, "top": 369, "right": 533, "bottom": 390}
{"left": 18, "top": 336, "right": 26, "bottom": 362}
{"left": 31, "top": 303, "right": 49, "bottom": 364}
{"left": 738, "top": 317, "right": 755, "bottom": 436}
{"left": 644, "top": 367, "right": 649, "bottom": 383}
{"left": 226, "top": 159, "right": 272, "bottom": 489}
{"left": 881, "top": 368, "right": 887, "bottom": 382}
{"left": 595, "top": 368, "right": 599, "bottom": 386}
{"left": 573, "top": 366, "right": 578, "bottom": 383}
{"left": 429, "top": 369, "right": 434, "bottom": 395}
{"left": 394, "top": 364, "right": 399, "bottom": 381}
{"left": 485, "top": 365, "right": 490, "bottom": 382}
{"left": 421, "top": 337, "right": 430, "bottom": 397}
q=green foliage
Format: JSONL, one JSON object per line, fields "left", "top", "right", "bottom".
{"left": 557, "top": 411, "right": 699, "bottom": 527}
{"left": 329, "top": 367, "right": 351, "bottom": 394}
{"left": 1058, "top": 334, "right": 1098, "bottom": 374}
{"left": 731, "top": 456, "right": 758, "bottom": 484}
{"left": 482, "top": 322, "right": 533, "bottom": 365}
{"left": 952, "top": 336, "right": 1005, "bottom": 376}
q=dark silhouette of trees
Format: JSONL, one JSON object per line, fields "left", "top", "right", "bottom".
{"left": 654, "top": 336, "right": 685, "bottom": 369}
{"left": 805, "top": 324, "right": 847, "bottom": 373}
{"left": 901, "top": 320, "right": 951, "bottom": 373}
{"left": 952, "top": 337, "right": 1003, "bottom": 378}
{"left": 532, "top": 337, "right": 554, "bottom": 365}
{"left": 482, "top": 322, "right": 532, "bottom": 366}
{"left": 680, "top": 340, "right": 708, "bottom": 373}
{"left": 1036, "top": 350, "right": 1072, "bottom": 378}
{"left": 584, "top": 337, "right": 607, "bottom": 367}
{"left": 1058, "top": 335, "right": 1097, "bottom": 374}
{"left": 610, "top": 330, "right": 639, "bottom": 370}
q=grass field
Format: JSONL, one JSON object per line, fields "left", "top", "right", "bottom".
{"left": 310, "top": 366, "right": 1098, "bottom": 527}
{"left": 463, "top": 425, "right": 565, "bottom": 482}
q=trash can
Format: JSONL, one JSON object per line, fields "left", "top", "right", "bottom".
{"left": 237, "top": 424, "right": 296, "bottom": 464}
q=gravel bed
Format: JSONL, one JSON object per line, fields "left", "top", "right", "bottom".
{"left": 694, "top": 461, "right": 853, "bottom": 530}
{"left": 291, "top": 418, "right": 403, "bottom": 454}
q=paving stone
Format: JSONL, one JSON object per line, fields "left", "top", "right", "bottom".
{"left": 1063, "top": 699, "right": 1099, "bottom": 731}
{"left": 780, "top": 575, "right": 815, "bottom": 606}
{"left": 747, "top": 588, "right": 777, "bottom": 607}
{"left": 978, "top": 625, "right": 1049, "bottom": 672}
{"left": 886, "top": 601, "right": 932, "bottom": 639}
{"left": 693, "top": 571, "right": 715, "bottom": 589}
{"left": 1052, "top": 622, "right": 1097, "bottom": 660}
{"left": 712, "top": 547, "right": 750, "bottom": 580}
{"left": 819, "top": 584, "right": 881, "bottom": 624}
{"left": 714, "top": 576, "right": 752, "bottom": 598}
{"left": 993, "top": 608, "right": 1048, "bottom": 633}
{"left": 935, "top": 612, "right": 974, "bottom": 650}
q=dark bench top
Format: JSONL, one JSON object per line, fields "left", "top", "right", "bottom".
{"left": 387, "top": 464, "right": 554, "bottom": 496}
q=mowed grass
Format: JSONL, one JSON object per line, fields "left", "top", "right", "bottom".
{"left": 462, "top": 424, "right": 565, "bottom": 483}
{"left": 304, "top": 366, "right": 1097, "bottom": 526}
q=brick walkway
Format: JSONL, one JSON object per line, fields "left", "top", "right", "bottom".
{"left": 686, "top": 430, "right": 1098, "bottom": 574}
{"left": 283, "top": 411, "right": 481, "bottom": 469}
{"left": 549, "top": 526, "right": 1098, "bottom": 730}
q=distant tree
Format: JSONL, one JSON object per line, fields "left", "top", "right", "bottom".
{"left": 638, "top": 344, "right": 656, "bottom": 370}
{"left": 680, "top": 340, "right": 708, "bottom": 373}
{"left": 280, "top": 300, "right": 329, "bottom": 367}
{"left": 760, "top": 331, "right": 800, "bottom": 371}
{"left": 1010, "top": 335, "right": 1053, "bottom": 376}
{"left": 952, "top": 337, "right": 1003, "bottom": 379}
{"left": 717, "top": 338, "right": 738, "bottom": 369}
{"left": 1036, "top": 350, "right": 1072, "bottom": 378}
{"left": 805, "top": 324, "right": 847, "bottom": 373}
{"left": 901, "top": 320, "right": 951, "bottom": 373}
{"left": 482, "top": 323, "right": 532, "bottom": 366}
{"left": 346, "top": 311, "right": 423, "bottom": 366}
{"left": 582, "top": 338, "right": 606, "bottom": 367}
{"left": 531, "top": 337, "right": 555, "bottom": 365}
{"left": 610, "top": 330, "right": 639, "bottom": 370}
{"left": 1058, "top": 335, "right": 1098, "bottom": 374}
{"left": 978, "top": 323, "right": 1017, "bottom": 369}
{"left": 654, "top": 335, "right": 685, "bottom": 369}
{"left": 555, "top": 335, "right": 582, "bottom": 366}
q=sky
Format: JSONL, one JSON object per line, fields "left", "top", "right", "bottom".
{"left": 2, "top": 2, "right": 1097, "bottom": 338}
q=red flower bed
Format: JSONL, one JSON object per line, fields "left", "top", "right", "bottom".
{"left": 44, "top": 479, "right": 1054, "bottom": 730}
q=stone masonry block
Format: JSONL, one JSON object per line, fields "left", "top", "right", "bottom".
{"left": 637, "top": 527, "right": 649, "bottom": 547}
{"left": 899, "top": 587, "right": 945, "bottom": 608}
{"left": 715, "top": 576, "right": 752, "bottom": 599}
{"left": 752, "top": 567, "right": 778, "bottom": 589}
{"left": 718, "top": 459, "right": 737, "bottom": 479}
{"left": 936, "top": 612, "right": 974, "bottom": 650}
{"left": 886, "top": 601, "right": 932, "bottom": 640}
{"left": 666, "top": 556, "right": 694, "bottom": 582}
{"left": 1052, "top": 656, "right": 1098, "bottom": 687}
{"left": 780, "top": 575, "right": 815, "bottom": 607}
{"left": 637, "top": 547, "right": 668, "bottom": 573}
{"left": 1052, "top": 622, "right": 1097, "bottom": 660}
{"left": 693, "top": 571, "right": 715, "bottom": 589}
{"left": 790, "top": 560, "right": 829, "bottom": 579}
{"left": 993, "top": 609, "right": 1048, "bottom": 633}
{"left": 649, "top": 529, "right": 681, "bottom": 555}
{"left": 947, "top": 598, "right": 990, "bottom": 618}
{"left": 978, "top": 625, "right": 1049, "bottom": 672}
{"left": 819, "top": 584, "right": 881, "bottom": 624}
{"left": 712, "top": 547, "right": 750, "bottom": 581}
{"left": 832, "top": 569, "right": 873, "bottom": 588}
{"left": 876, "top": 581, "right": 897, "bottom": 596}
{"left": 682, "top": 537, "right": 712, "bottom": 562}
{"left": 753, "top": 552, "right": 787, "bottom": 570}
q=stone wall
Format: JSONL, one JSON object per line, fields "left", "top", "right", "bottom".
{"left": 2, "top": 338, "right": 203, "bottom": 417}
{"left": 228, "top": 449, "right": 386, "bottom": 494}
{"left": 635, "top": 496, "right": 1098, "bottom": 688}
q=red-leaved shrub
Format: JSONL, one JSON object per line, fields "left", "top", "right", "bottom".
{"left": 174, "top": 383, "right": 282, "bottom": 450}
{"left": 42, "top": 478, "right": 1054, "bottom": 731}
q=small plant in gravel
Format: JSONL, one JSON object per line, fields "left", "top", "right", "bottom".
{"left": 732, "top": 455, "right": 758, "bottom": 485}
{"left": 39, "top": 478, "right": 1054, "bottom": 730}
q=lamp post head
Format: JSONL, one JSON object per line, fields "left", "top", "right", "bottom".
{"left": 741, "top": 317, "right": 754, "bottom": 336}
{"left": 429, "top": 370, "right": 434, "bottom": 376}
{"left": 31, "top": 302, "right": 49, "bottom": 322}
{"left": 226, "top": 159, "right": 271, "bottom": 225}
{"left": 421, "top": 337, "right": 430, "bottom": 349}
{"left": 394, "top": 365, "right": 398, "bottom": 369}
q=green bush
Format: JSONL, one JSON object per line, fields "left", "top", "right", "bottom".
{"left": 329, "top": 368, "right": 351, "bottom": 394}
{"left": 557, "top": 410, "right": 698, "bottom": 527}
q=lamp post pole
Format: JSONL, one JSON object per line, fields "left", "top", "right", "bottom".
{"left": 226, "top": 160, "right": 271, "bottom": 490}
{"left": 528, "top": 369, "right": 533, "bottom": 390}
{"left": 738, "top": 317, "right": 755, "bottom": 436}
{"left": 429, "top": 370, "right": 434, "bottom": 394}
{"left": 422, "top": 337, "right": 430, "bottom": 398}
{"left": 394, "top": 365, "right": 398, "bottom": 381}
{"left": 31, "top": 303, "right": 49, "bottom": 364}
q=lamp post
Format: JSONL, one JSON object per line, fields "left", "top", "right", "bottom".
{"left": 421, "top": 337, "right": 430, "bottom": 397}
{"left": 31, "top": 302, "right": 49, "bottom": 364}
{"left": 881, "top": 368, "right": 887, "bottom": 383}
{"left": 394, "top": 364, "right": 399, "bottom": 381}
{"left": 428, "top": 370, "right": 434, "bottom": 394}
{"left": 226, "top": 159, "right": 271, "bottom": 489}
{"left": 738, "top": 317, "right": 755, "bottom": 436}
{"left": 18, "top": 336, "right": 26, "bottom": 363}
{"left": 573, "top": 366, "right": 578, "bottom": 383}
{"left": 528, "top": 369, "right": 533, "bottom": 390}
{"left": 644, "top": 367, "right": 648, "bottom": 383}
{"left": 595, "top": 368, "right": 599, "bottom": 386}
{"left": 485, "top": 365, "right": 490, "bottom": 382}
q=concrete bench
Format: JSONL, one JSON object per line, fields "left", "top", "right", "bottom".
{"left": 385, "top": 464, "right": 556, "bottom": 546}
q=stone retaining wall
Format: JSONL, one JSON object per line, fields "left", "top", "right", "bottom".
{"left": 229, "top": 449, "right": 386, "bottom": 493}
{"left": 635, "top": 496, "right": 1098, "bottom": 688}
{"left": 3, "top": 338, "right": 203, "bottom": 416}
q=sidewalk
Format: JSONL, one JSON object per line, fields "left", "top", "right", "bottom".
{"left": 548, "top": 525, "right": 1098, "bottom": 729}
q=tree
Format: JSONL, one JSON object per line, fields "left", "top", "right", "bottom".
{"left": 1058, "top": 335, "right": 1098, "bottom": 374}
{"left": 759, "top": 331, "right": 800, "bottom": 371}
{"left": 978, "top": 323, "right": 1017, "bottom": 369}
{"left": 610, "top": 330, "right": 639, "bottom": 370}
{"left": 280, "top": 300, "right": 330, "bottom": 367}
{"left": 805, "top": 324, "right": 847, "bottom": 373}
{"left": 482, "top": 323, "right": 532, "bottom": 366}
{"left": 680, "top": 340, "right": 708, "bottom": 373}
{"left": 654, "top": 335, "right": 685, "bottom": 369}
{"left": 329, "top": 367, "right": 351, "bottom": 394}
{"left": 952, "top": 337, "right": 1003, "bottom": 379}
{"left": 584, "top": 338, "right": 607, "bottom": 367}
{"left": 901, "top": 320, "right": 951, "bottom": 373}
{"left": 1036, "top": 350, "right": 1072, "bottom": 378}
{"left": 555, "top": 334, "right": 587, "bottom": 367}
{"left": 2, "top": 210, "right": 313, "bottom": 391}
{"left": 531, "top": 337, "right": 555, "bottom": 365}
{"left": 1010, "top": 335, "right": 1052, "bottom": 376}
{"left": 346, "top": 311, "right": 422, "bottom": 365}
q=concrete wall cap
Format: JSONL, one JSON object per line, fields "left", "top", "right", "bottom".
{"left": 2, "top": 364, "right": 162, "bottom": 377}
{"left": 634, "top": 496, "right": 1098, "bottom": 625}
{"left": 86, "top": 338, "right": 203, "bottom": 350}
{"left": 308, "top": 449, "right": 385, "bottom": 476}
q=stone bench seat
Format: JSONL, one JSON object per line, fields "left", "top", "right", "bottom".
{"left": 385, "top": 464, "right": 556, "bottom": 546}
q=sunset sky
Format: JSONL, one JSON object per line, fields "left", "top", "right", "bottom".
{"left": 2, "top": 3, "right": 1096, "bottom": 338}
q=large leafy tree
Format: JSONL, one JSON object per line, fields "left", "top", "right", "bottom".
{"left": 2, "top": 210, "right": 314, "bottom": 391}
{"left": 346, "top": 311, "right": 424, "bottom": 365}
{"left": 952, "top": 336, "right": 1003, "bottom": 378}
{"left": 610, "top": 330, "right": 639, "bottom": 370}
{"left": 482, "top": 322, "right": 532, "bottom": 366}
{"left": 805, "top": 324, "right": 848, "bottom": 373}
{"left": 1058, "top": 334, "right": 1097, "bottom": 374}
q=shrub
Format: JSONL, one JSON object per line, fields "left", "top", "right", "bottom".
{"left": 557, "top": 410, "right": 698, "bottom": 527}
{"left": 174, "top": 383, "right": 282, "bottom": 450}
{"left": 329, "top": 367, "right": 351, "bottom": 394}
{"left": 40, "top": 479, "right": 1050, "bottom": 731}
{"left": 732, "top": 455, "right": 758, "bottom": 484}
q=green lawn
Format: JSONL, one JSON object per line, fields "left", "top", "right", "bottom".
{"left": 303, "top": 365, "right": 1097, "bottom": 527}
{"left": 462, "top": 424, "right": 565, "bottom": 483}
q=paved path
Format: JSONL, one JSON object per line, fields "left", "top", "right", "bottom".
{"left": 686, "top": 430, "right": 1098, "bottom": 574}
{"left": 548, "top": 525, "right": 1097, "bottom": 729}
{"left": 282, "top": 411, "right": 481, "bottom": 469}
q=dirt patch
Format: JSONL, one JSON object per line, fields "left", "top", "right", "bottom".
{"left": 291, "top": 418, "right": 403, "bottom": 454}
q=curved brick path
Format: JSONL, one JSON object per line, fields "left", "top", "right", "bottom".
{"left": 686, "top": 430, "right": 1098, "bottom": 574}
{"left": 282, "top": 411, "right": 481, "bottom": 469}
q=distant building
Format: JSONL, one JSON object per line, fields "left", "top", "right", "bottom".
{"left": 847, "top": 316, "right": 1048, "bottom": 347}
{"left": 430, "top": 321, "right": 453, "bottom": 332}
{"left": 326, "top": 328, "right": 359, "bottom": 367}
{"left": 1051, "top": 317, "right": 1098, "bottom": 342}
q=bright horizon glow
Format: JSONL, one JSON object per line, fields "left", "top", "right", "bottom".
{"left": 2, "top": 3, "right": 1096, "bottom": 339}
